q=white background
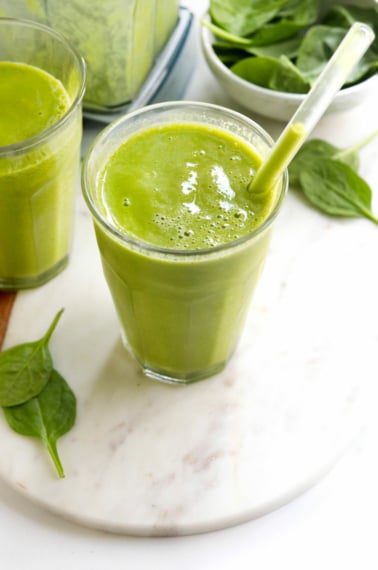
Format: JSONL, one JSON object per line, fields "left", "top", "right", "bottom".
{"left": 1, "top": 1, "right": 378, "bottom": 568}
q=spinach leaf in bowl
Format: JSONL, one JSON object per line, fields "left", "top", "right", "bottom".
{"left": 246, "top": 0, "right": 319, "bottom": 46}
{"left": 296, "top": 25, "right": 347, "bottom": 83}
{"left": 209, "top": 0, "right": 287, "bottom": 37}
{"left": 204, "top": 1, "right": 378, "bottom": 94}
{"left": 297, "top": 24, "right": 378, "bottom": 87}
{"left": 213, "top": 35, "right": 303, "bottom": 67}
{"left": 231, "top": 54, "right": 310, "bottom": 93}
{"left": 323, "top": 4, "right": 378, "bottom": 53}
{"left": 322, "top": 4, "right": 378, "bottom": 84}
{"left": 246, "top": 35, "right": 303, "bottom": 58}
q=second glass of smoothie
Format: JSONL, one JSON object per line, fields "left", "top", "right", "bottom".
{"left": 82, "top": 102, "right": 287, "bottom": 384}
{"left": 0, "top": 18, "right": 85, "bottom": 289}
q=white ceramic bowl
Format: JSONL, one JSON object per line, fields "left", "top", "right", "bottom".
{"left": 200, "top": 22, "right": 377, "bottom": 122}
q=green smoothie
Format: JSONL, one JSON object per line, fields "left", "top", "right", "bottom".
{"left": 0, "top": 62, "right": 69, "bottom": 145}
{"left": 98, "top": 124, "right": 273, "bottom": 247}
{"left": 90, "top": 120, "right": 281, "bottom": 381}
{"left": 0, "top": 61, "right": 82, "bottom": 287}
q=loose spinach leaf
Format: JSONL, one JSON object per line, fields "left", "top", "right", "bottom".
{"left": 289, "top": 131, "right": 378, "bottom": 224}
{"left": 0, "top": 309, "right": 64, "bottom": 407}
{"left": 3, "top": 369, "right": 76, "bottom": 478}
{"left": 298, "top": 159, "right": 378, "bottom": 224}
{"left": 231, "top": 54, "right": 310, "bottom": 93}
{"left": 209, "top": 0, "right": 287, "bottom": 37}
{"left": 289, "top": 139, "right": 359, "bottom": 187}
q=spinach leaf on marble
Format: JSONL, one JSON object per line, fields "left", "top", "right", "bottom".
{"left": 288, "top": 139, "right": 359, "bottom": 187}
{"left": 0, "top": 309, "right": 64, "bottom": 407}
{"left": 298, "top": 159, "right": 378, "bottom": 223}
{"left": 289, "top": 131, "right": 378, "bottom": 224}
{"left": 3, "top": 369, "right": 76, "bottom": 478}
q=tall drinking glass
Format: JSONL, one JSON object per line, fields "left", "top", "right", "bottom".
{"left": 0, "top": 18, "right": 85, "bottom": 289}
{"left": 82, "top": 101, "right": 287, "bottom": 384}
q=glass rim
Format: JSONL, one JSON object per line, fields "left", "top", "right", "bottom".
{"left": 0, "top": 17, "right": 86, "bottom": 156}
{"left": 82, "top": 100, "right": 288, "bottom": 259}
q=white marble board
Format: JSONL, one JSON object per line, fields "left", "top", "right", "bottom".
{"left": 0, "top": 166, "right": 377, "bottom": 535}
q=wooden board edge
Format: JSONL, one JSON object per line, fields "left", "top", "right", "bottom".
{"left": 0, "top": 292, "right": 17, "bottom": 350}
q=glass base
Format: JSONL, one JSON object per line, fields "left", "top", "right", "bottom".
{"left": 141, "top": 361, "right": 227, "bottom": 385}
{"left": 120, "top": 333, "right": 229, "bottom": 385}
{"left": 0, "top": 256, "right": 68, "bottom": 290}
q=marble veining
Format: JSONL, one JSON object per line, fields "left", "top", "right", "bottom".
{"left": 0, "top": 184, "right": 377, "bottom": 536}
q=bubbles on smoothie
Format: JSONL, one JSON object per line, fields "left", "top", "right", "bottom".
{"left": 193, "top": 202, "right": 255, "bottom": 245}
{"left": 150, "top": 186, "right": 257, "bottom": 249}
{"left": 233, "top": 208, "right": 248, "bottom": 221}
{"left": 153, "top": 212, "right": 197, "bottom": 249}
{"left": 57, "top": 102, "right": 67, "bottom": 114}
{"left": 123, "top": 197, "right": 131, "bottom": 207}
{"left": 192, "top": 149, "right": 206, "bottom": 158}
{"left": 154, "top": 213, "right": 167, "bottom": 224}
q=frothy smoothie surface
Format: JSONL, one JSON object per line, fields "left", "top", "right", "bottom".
{"left": 99, "top": 123, "right": 275, "bottom": 250}
{"left": 0, "top": 61, "right": 70, "bottom": 146}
